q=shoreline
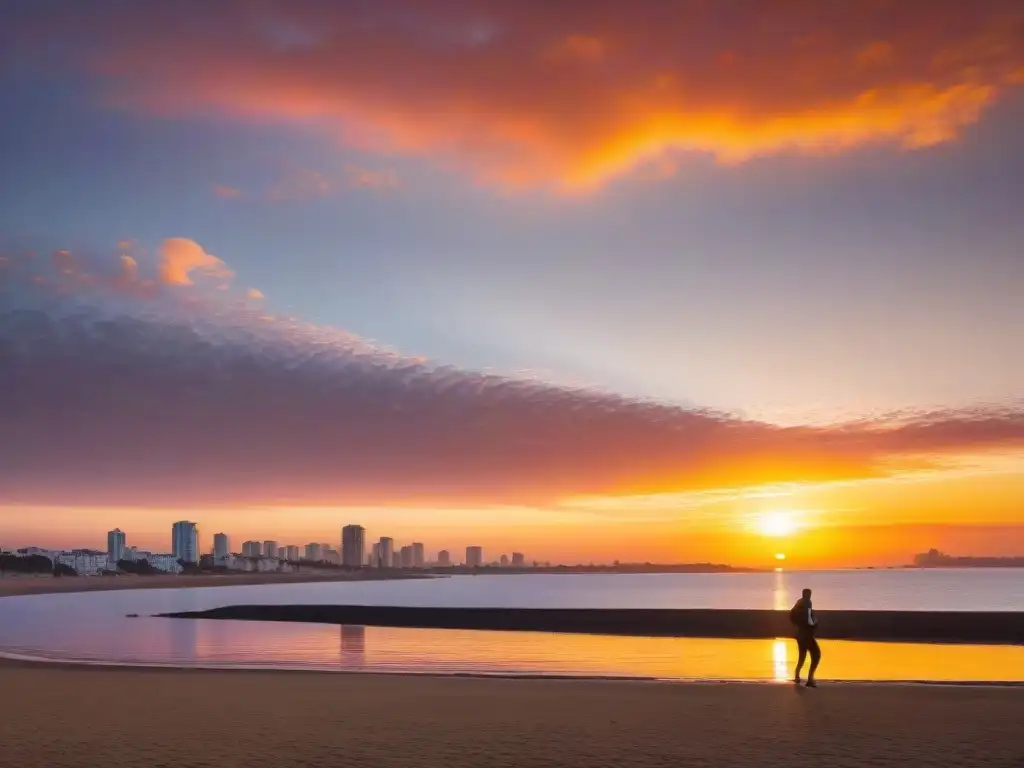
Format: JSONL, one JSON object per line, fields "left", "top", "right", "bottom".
{"left": 159, "top": 604, "right": 1024, "bottom": 645}
{"left": 2, "top": 653, "right": 1023, "bottom": 687}
{"left": 0, "top": 570, "right": 430, "bottom": 598}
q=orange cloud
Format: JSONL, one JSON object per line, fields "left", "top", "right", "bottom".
{"left": 213, "top": 183, "right": 243, "bottom": 198}
{"left": 157, "top": 238, "right": 233, "bottom": 286}
{"left": 13, "top": 1, "right": 1024, "bottom": 191}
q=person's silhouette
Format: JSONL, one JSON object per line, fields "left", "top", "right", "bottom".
{"left": 790, "top": 587, "right": 821, "bottom": 687}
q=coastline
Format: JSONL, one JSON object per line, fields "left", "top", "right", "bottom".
{"left": 1, "top": 665, "right": 1020, "bottom": 767}
{"left": 159, "top": 604, "right": 1024, "bottom": 645}
{"left": 0, "top": 570, "right": 430, "bottom": 598}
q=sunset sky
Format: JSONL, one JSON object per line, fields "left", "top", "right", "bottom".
{"left": 1, "top": 0, "right": 1022, "bottom": 567}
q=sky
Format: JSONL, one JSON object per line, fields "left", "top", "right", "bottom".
{"left": 0, "top": 0, "right": 1022, "bottom": 567}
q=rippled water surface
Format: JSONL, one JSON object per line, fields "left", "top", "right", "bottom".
{"left": 1, "top": 571, "right": 1021, "bottom": 681}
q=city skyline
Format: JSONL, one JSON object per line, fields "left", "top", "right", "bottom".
{"left": 1, "top": 1, "right": 1022, "bottom": 567}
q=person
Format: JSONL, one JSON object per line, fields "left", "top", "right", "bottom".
{"left": 789, "top": 587, "right": 821, "bottom": 687}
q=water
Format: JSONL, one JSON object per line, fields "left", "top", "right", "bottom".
{"left": 1, "top": 571, "right": 1021, "bottom": 682}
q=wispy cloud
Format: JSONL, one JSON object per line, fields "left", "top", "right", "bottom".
{"left": 212, "top": 183, "right": 243, "bottom": 198}
{"left": 344, "top": 164, "right": 401, "bottom": 192}
{"left": 1, "top": 241, "right": 1022, "bottom": 508}
{"left": 7, "top": 0, "right": 1022, "bottom": 191}
{"left": 267, "top": 167, "right": 333, "bottom": 202}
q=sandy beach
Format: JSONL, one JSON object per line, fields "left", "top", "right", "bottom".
{"left": 0, "top": 664, "right": 1020, "bottom": 767}
{"left": 0, "top": 570, "right": 424, "bottom": 598}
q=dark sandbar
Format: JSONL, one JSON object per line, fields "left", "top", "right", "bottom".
{"left": 159, "top": 605, "right": 1024, "bottom": 644}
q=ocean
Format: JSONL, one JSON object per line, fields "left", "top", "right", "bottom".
{"left": 1, "top": 570, "right": 1021, "bottom": 682}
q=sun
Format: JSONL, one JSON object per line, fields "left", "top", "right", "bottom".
{"left": 757, "top": 511, "right": 798, "bottom": 537}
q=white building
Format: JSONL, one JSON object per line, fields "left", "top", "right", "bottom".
{"left": 107, "top": 529, "right": 126, "bottom": 565}
{"left": 285, "top": 545, "right": 300, "bottom": 562}
{"left": 342, "top": 525, "right": 365, "bottom": 568}
{"left": 123, "top": 546, "right": 138, "bottom": 562}
{"left": 242, "top": 541, "right": 262, "bottom": 557}
{"left": 304, "top": 543, "right": 322, "bottom": 561}
{"left": 56, "top": 549, "right": 109, "bottom": 575}
{"left": 213, "top": 533, "right": 230, "bottom": 560}
{"left": 172, "top": 521, "right": 199, "bottom": 564}
{"left": 263, "top": 540, "right": 279, "bottom": 559}
{"left": 466, "top": 546, "right": 483, "bottom": 568}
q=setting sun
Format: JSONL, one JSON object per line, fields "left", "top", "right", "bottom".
{"left": 757, "top": 511, "right": 798, "bottom": 537}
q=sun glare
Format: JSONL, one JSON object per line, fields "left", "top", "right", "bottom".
{"left": 757, "top": 511, "right": 798, "bottom": 537}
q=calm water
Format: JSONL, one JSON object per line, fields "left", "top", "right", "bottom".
{"left": 1, "top": 571, "right": 1021, "bottom": 682}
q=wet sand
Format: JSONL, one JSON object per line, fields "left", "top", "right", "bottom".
{"left": 0, "top": 570, "right": 425, "bottom": 598}
{"left": 0, "top": 664, "right": 1020, "bottom": 767}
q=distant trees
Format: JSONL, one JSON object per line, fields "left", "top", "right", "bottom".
{"left": 52, "top": 562, "right": 78, "bottom": 577}
{"left": 116, "top": 558, "right": 158, "bottom": 575}
{"left": 0, "top": 554, "right": 54, "bottom": 575}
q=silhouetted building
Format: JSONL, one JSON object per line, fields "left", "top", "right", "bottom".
{"left": 412, "top": 542, "right": 425, "bottom": 568}
{"left": 511, "top": 552, "right": 525, "bottom": 567}
{"left": 466, "top": 546, "right": 483, "bottom": 567}
{"left": 342, "top": 525, "right": 365, "bottom": 568}
{"left": 285, "top": 545, "right": 300, "bottom": 561}
{"left": 500, "top": 554, "right": 509, "bottom": 567}
{"left": 378, "top": 537, "right": 394, "bottom": 569}
{"left": 437, "top": 550, "right": 451, "bottom": 566}
{"left": 400, "top": 545, "right": 413, "bottom": 568}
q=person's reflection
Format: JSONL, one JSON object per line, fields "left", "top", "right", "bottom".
{"left": 340, "top": 624, "right": 366, "bottom": 668}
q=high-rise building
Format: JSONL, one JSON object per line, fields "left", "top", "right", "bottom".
{"left": 500, "top": 554, "right": 509, "bottom": 567}
{"left": 124, "top": 546, "right": 138, "bottom": 562}
{"left": 370, "top": 542, "right": 382, "bottom": 567}
{"left": 511, "top": 552, "right": 525, "bottom": 567}
{"left": 242, "top": 540, "right": 262, "bottom": 557}
{"left": 213, "top": 533, "right": 230, "bottom": 560}
{"left": 378, "top": 537, "right": 394, "bottom": 569}
{"left": 107, "top": 528, "right": 126, "bottom": 565}
{"left": 263, "top": 540, "right": 279, "bottom": 559}
{"left": 285, "top": 545, "right": 300, "bottom": 562}
{"left": 342, "top": 525, "right": 365, "bottom": 568}
{"left": 466, "top": 546, "right": 483, "bottom": 568}
{"left": 391, "top": 550, "right": 401, "bottom": 568}
{"left": 400, "top": 545, "right": 413, "bottom": 568}
{"left": 305, "top": 543, "right": 323, "bottom": 561}
{"left": 437, "top": 550, "right": 451, "bottom": 567}
{"left": 171, "top": 521, "right": 199, "bottom": 563}
{"left": 412, "top": 542, "right": 425, "bottom": 569}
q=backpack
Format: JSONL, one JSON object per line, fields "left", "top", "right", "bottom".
{"left": 789, "top": 600, "right": 805, "bottom": 627}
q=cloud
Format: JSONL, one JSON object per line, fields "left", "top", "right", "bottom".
{"left": 246, "top": 287, "right": 265, "bottom": 300}
{"left": 1, "top": 244, "right": 1022, "bottom": 508}
{"left": 344, "top": 164, "right": 401, "bottom": 192}
{"left": 157, "top": 237, "right": 233, "bottom": 286}
{"left": 7, "top": 0, "right": 1023, "bottom": 191}
{"left": 213, "top": 183, "right": 243, "bottom": 198}
{"left": 267, "top": 167, "right": 333, "bottom": 201}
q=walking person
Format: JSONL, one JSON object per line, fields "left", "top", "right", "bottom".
{"left": 790, "top": 587, "right": 821, "bottom": 687}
